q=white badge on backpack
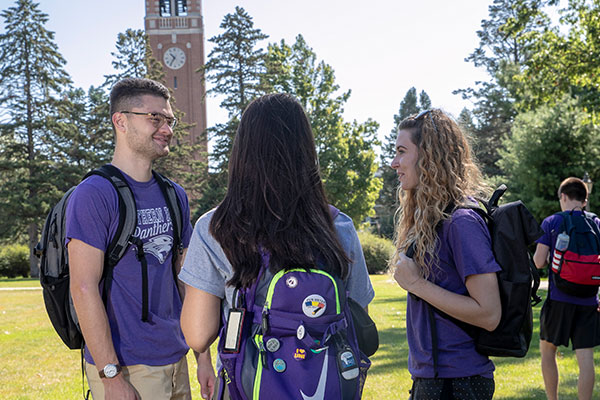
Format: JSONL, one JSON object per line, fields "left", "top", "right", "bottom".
{"left": 302, "top": 295, "right": 327, "bottom": 318}
{"left": 223, "top": 308, "right": 245, "bottom": 353}
{"left": 337, "top": 348, "right": 359, "bottom": 380}
{"left": 286, "top": 276, "right": 298, "bottom": 288}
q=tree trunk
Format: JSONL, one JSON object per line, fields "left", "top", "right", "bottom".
{"left": 28, "top": 222, "right": 39, "bottom": 278}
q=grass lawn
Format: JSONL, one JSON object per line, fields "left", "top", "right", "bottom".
{"left": 1, "top": 274, "right": 598, "bottom": 399}
{"left": 0, "top": 277, "right": 40, "bottom": 288}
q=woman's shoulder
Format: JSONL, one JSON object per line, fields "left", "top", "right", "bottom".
{"left": 332, "top": 210, "right": 357, "bottom": 237}
{"left": 447, "top": 207, "right": 488, "bottom": 236}
{"left": 193, "top": 208, "right": 217, "bottom": 237}
{"left": 450, "top": 207, "right": 486, "bottom": 224}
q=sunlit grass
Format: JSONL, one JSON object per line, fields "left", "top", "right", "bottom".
{"left": 1, "top": 275, "right": 598, "bottom": 399}
{"left": 0, "top": 277, "right": 40, "bottom": 288}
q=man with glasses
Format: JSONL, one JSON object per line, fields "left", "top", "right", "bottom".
{"left": 66, "top": 78, "right": 212, "bottom": 399}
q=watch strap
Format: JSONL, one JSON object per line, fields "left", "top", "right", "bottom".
{"left": 99, "top": 363, "right": 122, "bottom": 379}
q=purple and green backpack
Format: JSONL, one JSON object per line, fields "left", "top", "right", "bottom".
{"left": 215, "top": 252, "right": 371, "bottom": 399}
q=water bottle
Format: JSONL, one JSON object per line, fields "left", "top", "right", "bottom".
{"left": 555, "top": 232, "right": 570, "bottom": 252}
{"left": 551, "top": 232, "right": 570, "bottom": 272}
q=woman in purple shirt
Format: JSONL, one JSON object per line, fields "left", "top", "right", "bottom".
{"left": 391, "top": 109, "right": 501, "bottom": 399}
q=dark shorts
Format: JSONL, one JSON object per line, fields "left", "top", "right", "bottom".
{"left": 409, "top": 375, "right": 494, "bottom": 400}
{"left": 540, "top": 298, "right": 600, "bottom": 350}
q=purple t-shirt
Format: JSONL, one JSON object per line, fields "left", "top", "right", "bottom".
{"left": 536, "top": 211, "right": 599, "bottom": 306}
{"left": 65, "top": 167, "right": 192, "bottom": 366}
{"left": 406, "top": 209, "right": 501, "bottom": 379}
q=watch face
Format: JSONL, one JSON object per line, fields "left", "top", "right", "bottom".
{"left": 104, "top": 364, "right": 118, "bottom": 378}
{"left": 163, "top": 47, "right": 186, "bottom": 70}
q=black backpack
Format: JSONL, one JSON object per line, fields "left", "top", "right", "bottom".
{"left": 408, "top": 185, "right": 544, "bottom": 375}
{"left": 36, "top": 164, "right": 184, "bottom": 350}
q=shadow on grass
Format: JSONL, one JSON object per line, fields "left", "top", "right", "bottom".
{"left": 496, "top": 389, "right": 547, "bottom": 400}
{"left": 370, "top": 296, "right": 406, "bottom": 305}
{"left": 0, "top": 277, "right": 37, "bottom": 283}
{"left": 368, "top": 326, "right": 408, "bottom": 376}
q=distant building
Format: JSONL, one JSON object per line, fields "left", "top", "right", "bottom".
{"left": 144, "top": 0, "right": 207, "bottom": 160}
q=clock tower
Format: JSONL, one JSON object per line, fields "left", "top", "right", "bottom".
{"left": 144, "top": 0, "right": 207, "bottom": 158}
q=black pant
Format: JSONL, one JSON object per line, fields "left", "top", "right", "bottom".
{"left": 409, "top": 375, "right": 494, "bottom": 400}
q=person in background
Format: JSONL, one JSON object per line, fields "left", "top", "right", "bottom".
{"left": 533, "top": 177, "right": 600, "bottom": 400}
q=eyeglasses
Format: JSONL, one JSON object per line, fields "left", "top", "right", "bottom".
{"left": 414, "top": 109, "right": 439, "bottom": 135}
{"left": 119, "top": 111, "right": 177, "bottom": 129}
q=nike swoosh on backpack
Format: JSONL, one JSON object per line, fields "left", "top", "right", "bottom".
{"left": 300, "top": 348, "right": 329, "bottom": 400}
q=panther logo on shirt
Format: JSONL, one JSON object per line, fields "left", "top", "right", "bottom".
{"left": 143, "top": 235, "right": 173, "bottom": 264}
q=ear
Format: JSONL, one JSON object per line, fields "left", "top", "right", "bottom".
{"left": 112, "top": 112, "right": 127, "bottom": 133}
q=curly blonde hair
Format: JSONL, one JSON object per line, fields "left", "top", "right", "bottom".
{"left": 390, "top": 109, "right": 488, "bottom": 277}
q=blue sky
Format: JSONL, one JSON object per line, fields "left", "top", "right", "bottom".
{"left": 9, "top": 0, "right": 495, "bottom": 143}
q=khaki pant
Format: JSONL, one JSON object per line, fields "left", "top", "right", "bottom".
{"left": 211, "top": 373, "right": 230, "bottom": 400}
{"left": 85, "top": 356, "right": 191, "bottom": 400}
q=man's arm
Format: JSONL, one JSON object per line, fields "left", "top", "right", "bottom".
{"left": 174, "top": 248, "right": 188, "bottom": 299}
{"left": 533, "top": 243, "right": 550, "bottom": 270}
{"left": 68, "top": 239, "right": 139, "bottom": 400}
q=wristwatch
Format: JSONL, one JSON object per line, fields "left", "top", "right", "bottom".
{"left": 99, "top": 363, "right": 122, "bottom": 379}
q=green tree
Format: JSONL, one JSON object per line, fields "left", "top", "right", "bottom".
{"left": 196, "top": 6, "right": 268, "bottom": 215}
{"left": 516, "top": 0, "right": 600, "bottom": 117}
{"left": 103, "top": 28, "right": 165, "bottom": 88}
{"left": 419, "top": 90, "right": 432, "bottom": 110}
{"left": 456, "top": 0, "right": 557, "bottom": 178}
{"left": 263, "top": 35, "right": 381, "bottom": 224}
{"left": 46, "top": 87, "right": 113, "bottom": 186}
{"left": 0, "top": 0, "right": 71, "bottom": 276}
{"left": 499, "top": 96, "right": 599, "bottom": 221}
{"left": 375, "top": 87, "right": 431, "bottom": 238}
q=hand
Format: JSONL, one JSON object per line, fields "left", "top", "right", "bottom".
{"left": 393, "top": 252, "right": 423, "bottom": 293}
{"left": 103, "top": 375, "right": 140, "bottom": 400}
{"left": 197, "top": 354, "right": 216, "bottom": 399}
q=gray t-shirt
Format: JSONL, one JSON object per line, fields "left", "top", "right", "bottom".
{"left": 179, "top": 209, "right": 375, "bottom": 314}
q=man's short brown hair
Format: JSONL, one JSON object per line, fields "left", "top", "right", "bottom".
{"left": 109, "top": 77, "right": 170, "bottom": 116}
{"left": 558, "top": 177, "right": 588, "bottom": 202}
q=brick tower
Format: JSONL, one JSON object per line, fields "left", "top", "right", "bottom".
{"left": 144, "top": 0, "right": 207, "bottom": 158}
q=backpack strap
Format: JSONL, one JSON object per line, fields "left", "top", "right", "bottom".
{"left": 152, "top": 170, "right": 184, "bottom": 294}
{"left": 84, "top": 165, "right": 184, "bottom": 323}
{"left": 84, "top": 165, "right": 138, "bottom": 314}
{"left": 86, "top": 165, "right": 137, "bottom": 268}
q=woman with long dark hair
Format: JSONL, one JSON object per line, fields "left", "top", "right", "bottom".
{"left": 391, "top": 109, "right": 501, "bottom": 399}
{"left": 179, "top": 93, "right": 374, "bottom": 399}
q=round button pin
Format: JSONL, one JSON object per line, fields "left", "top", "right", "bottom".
{"left": 296, "top": 325, "right": 305, "bottom": 340}
{"left": 266, "top": 338, "right": 280, "bottom": 352}
{"left": 273, "top": 358, "right": 286, "bottom": 373}
{"left": 286, "top": 276, "right": 298, "bottom": 288}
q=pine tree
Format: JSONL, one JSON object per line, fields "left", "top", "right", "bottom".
{"left": 0, "top": 0, "right": 71, "bottom": 276}
{"left": 375, "top": 87, "right": 431, "bottom": 238}
{"left": 103, "top": 28, "right": 165, "bottom": 88}
{"left": 196, "top": 6, "right": 268, "bottom": 215}
{"left": 202, "top": 6, "right": 268, "bottom": 170}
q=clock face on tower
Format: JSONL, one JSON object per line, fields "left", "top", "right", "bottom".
{"left": 163, "top": 47, "right": 186, "bottom": 70}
